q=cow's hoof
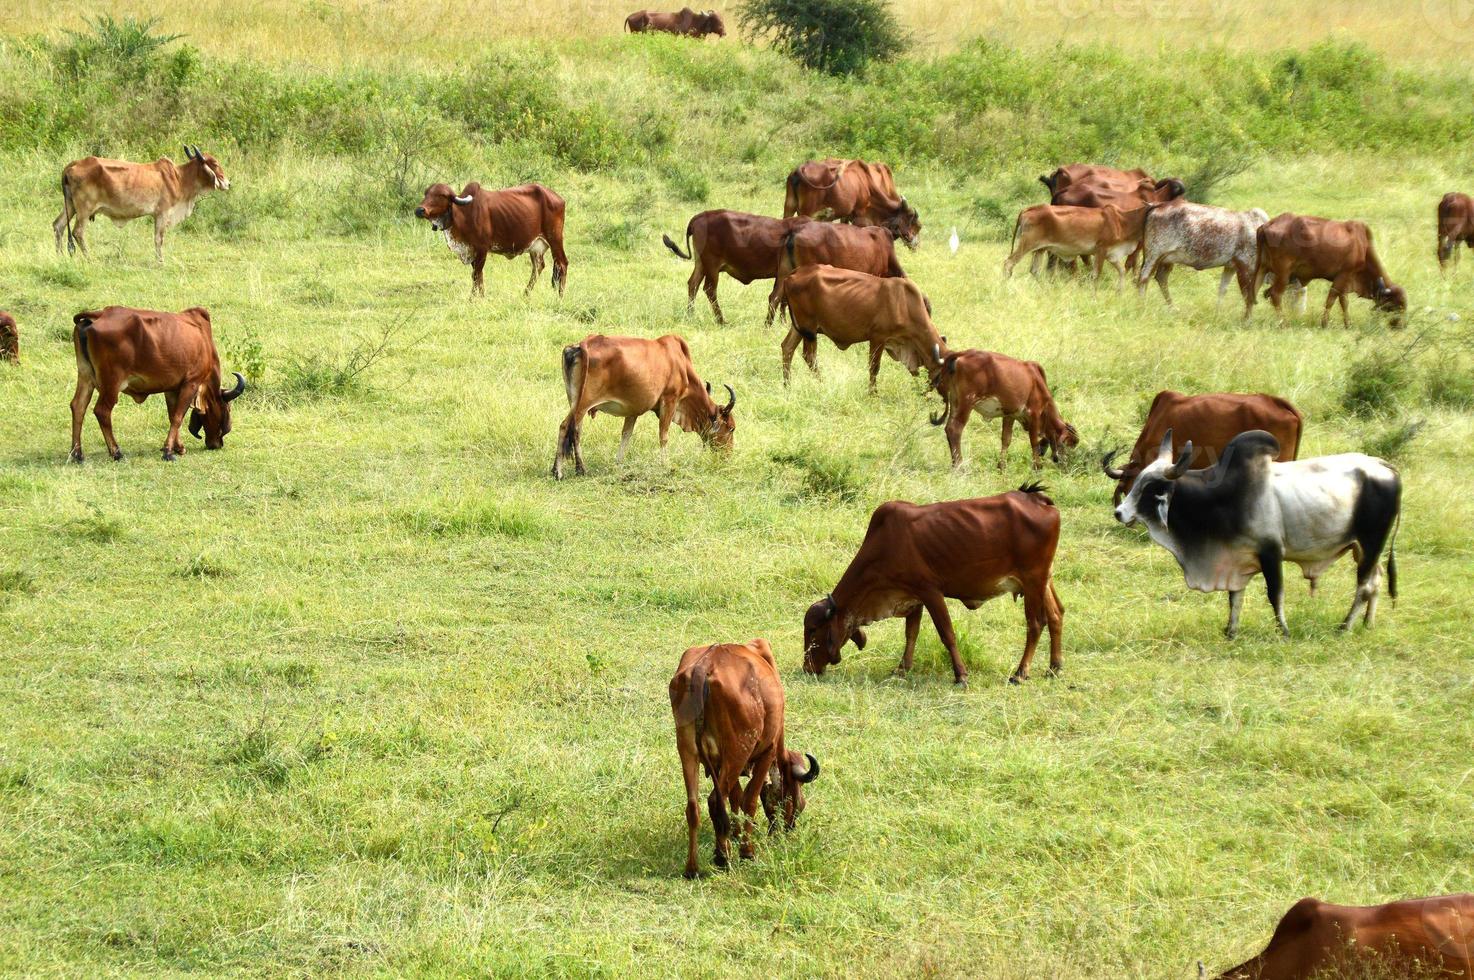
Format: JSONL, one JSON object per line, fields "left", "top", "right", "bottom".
{"left": 1224, "top": 627, "right": 1238, "bottom": 639}
{"left": 109, "top": 451, "right": 123, "bottom": 462}
{"left": 1007, "top": 674, "right": 1023, "bottom": 686}
{"left": 162, "top": 450, "right": 176, "bottom": 462}
{"left": 683, "top": 868, "right": 701, "bottom": 880}
{"left": 68, "top": 450, "right": 83, "bottom": 464}
{"left": 954, "top": 676, "right": 969, "bottom": 689}
{"left": 712, "top": 853, "right": 729, "bottom": 870}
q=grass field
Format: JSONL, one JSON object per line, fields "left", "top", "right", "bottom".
{"left": 3, "top": 6, "right": 1474, "bottom": 978}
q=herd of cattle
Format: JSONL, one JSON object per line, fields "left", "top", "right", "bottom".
{"left": 6, "top": 130, "right": 1469, "bottom": 977}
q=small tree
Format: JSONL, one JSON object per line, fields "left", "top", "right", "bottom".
{"left": 738, "top": 0, "right": 907, "bottom": 76}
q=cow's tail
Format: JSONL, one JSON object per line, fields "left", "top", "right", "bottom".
{"left": 1385, "top": 505, "right": 1400, "bottom": 605}
{"left": 61, "top": 172, "right": 77, "bottom": 255}
{"left": 783, "top": 228, "right": 798, "bottom": 271}
{"left": 1009, "top": 210, "right": 1023, "bottom": 257}
{"left": 1251, "top": 226, "right": 1270, "bottom": 300}
{"left": 783, "top": 171, "right": 800, "bottom": 218}
{"left": 662, "top": 222, "right": 692, "bottom": 260}
{"left": 72, "top": 311, "right": 94, "bottom": 371}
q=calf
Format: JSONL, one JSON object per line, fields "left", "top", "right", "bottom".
{"left": 70, "top": 306, "right": 246, "bottom": 463}
{"left": 1113, "top": 429, "right": 1399, "bottom": 637}
{"left": 1005, "top": 204, "right": 1154, "bottom": 286}
{"left": 1212, "top": 895, "right": 1474, "bottom": 979}
{"left": 804, "top": 486, "right": 1065, "bottom": 686}
{"left": 1253, "top": 213, "right": 1406, "bottom": 327}
{"left": 1103, "top": 391, "right": 1303, "bottom": 505}
{"left": 1437, "top": 192, "right": 1474, "bottom": 271}
{"left": 663, "top": 210, "right": 809, "bottom": 325}
{"left": 1137, "top": 202, "right": 1269, "bottom": 316}
{"left": 553, "top": 333, "right": 734, "bottom": 479}
{"left": 415, "top": 182, "right": 569, "bottom": 298}
{"left": 930, "top": 350, "right": 1077, "bottom": 470}
{"left": 782, "top": 158, "right": 921, "bottom": 248}
{"left": 771, "top": 222, "right": 906, "bottom": 323}
{"left": 0, "top": 312, "right": 16, "bottom": 363}
{"left": 777, "top": 264, "right": 944, "bottom": 391}
{"left": 670, "top": 639, "right": 819, "bottom": 879}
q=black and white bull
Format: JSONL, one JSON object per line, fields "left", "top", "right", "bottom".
{"left": 1137, "top": 203, "right": 1269, "bottom": 316}
{"left": 1112, "top": 429, "right": 1400, "bottom": 638}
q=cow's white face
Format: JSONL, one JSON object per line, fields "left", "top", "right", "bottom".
{"left": 1114, "top": 431, "right": 1189, "bottom": 528}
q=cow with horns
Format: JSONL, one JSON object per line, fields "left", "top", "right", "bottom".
{"left": 415, "top": 182, "right": 569, "bottom": 298}
{"left": 69, "top": 306, "right": 246, "bottom": 463}
{"left": 1111, "top": 429, "right": 1400, "bottom": 637}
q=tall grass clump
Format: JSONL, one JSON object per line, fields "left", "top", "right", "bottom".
{"left": 738, "top": 0, "right": 908, "bottom": 75}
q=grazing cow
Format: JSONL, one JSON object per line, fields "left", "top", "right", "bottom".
{"left": 1038, "top": 164, "right": 1151, "bottom": 198}
{"left": 669, "top": 639, "right": 819, "bottom": 879}
{"left": 625, "top": 7, "right": 726, "bottom": 36}
{"left": 415, "top": 182, "right": 569, "bottom": 298}
{"left": 1437, "top": 192, "right": 1474, "bottom": 271}
{"left": 0, "top": 312, "right": 16, "bottom": 363}
{"left": 1253, "top": 213, "right": 1406, "bottom": 328}
{"left": 662, "top": 210, "right": 810, "bottom": 325}
{"left": 771, "top": 221, "right": 906, "bottom": 324}
{"left": 53, "top": 145, "right": 229, "bottom": 262}
{"left": 1004, "top": 204, "right": 1154, "bottom": 286}
{"left": 69, "top": 306, "right": 246, "bottom": 463}
{"left": 1137, "top": 202, "right": 1270, "bottom": 315}
{"left": 1051, "top": 177, "right": 1185, "bottom": 210}
{"left": 553, "top": 334, "right": 734, "bottom": 479}
{"left": 1103, "top": 391, "right": 1303, "bottom": 506}
{"left": 782, "top": 158, "right": 921, "bottom": 248}
{"left": 803, "top": 485, "right": 1065, "bottom": 685}
{"left": 777, "top": 265, "right": 944, "bottom": 391}
{"left": 1211, "top": 895, "right": 1474, "bottom": 979}
{"left": 1112, "top": 429, "right": 1399, "bottom": 638}
{"left": 929, "top": 350, "right": 1077, "bottom": 470}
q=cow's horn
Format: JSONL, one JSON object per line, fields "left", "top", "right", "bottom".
{"left": 1102, "top": 449, "right": 1126, "bottom": 480}
{"left": 1165, "top": 441, "right": 1194, "bottom": 479}
{"left": 722, "top": 384, "right": 736, "bottom": 412}
{"left": 794, "top": 753, "right": 820, "bottom": 784}
{"left": 453, "top": 193, "right": 474, "bottom": 205}
{"left": 932, "top": 343, "right": 942, "bottom": 364}
{"left": 1374, "top": 276, "right": 1387, "bottom": 296}
{"left": 189, "top": 144, "right": 201, "bottom": 159}
{"left": 1157, "top": 427, "right": 1175, "bottom": 460}
{"left": 183, "top": 144, "right": 195, "bottom": 160}
{"left": 221, "top": 372, "right": 246, "bottom": 402}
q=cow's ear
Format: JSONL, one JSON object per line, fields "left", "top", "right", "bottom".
{"left": 850, "top": 628, "right": 867, "bottom": 650}
{"left": 193, "top": 388, "right": 210, "bottom": 413}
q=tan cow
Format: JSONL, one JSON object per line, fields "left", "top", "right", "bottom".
{"left": 777, "top": 264, "right": 943, "bottom": 391}
{"left": 930, "top": 350, "right": 1078, "bottom": 470}
{"left": 54, "top": 146, "right": 229, "bottom": 262}
{"left": 1004, "top": 204, "right": 1154, "bottom": 286}
{"left": 553, "top": 334, "right": 735, "bottom": 479}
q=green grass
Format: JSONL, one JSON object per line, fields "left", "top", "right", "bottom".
{"left": 2, "top": 23, "right": 1474, "bottom": 979}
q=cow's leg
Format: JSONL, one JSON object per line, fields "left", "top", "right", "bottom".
{"left": 1260, "top": 546, "right": 1289, "bottom": 637}
{"left": 1337, "top": 287, "right": 1352, "bottom": 328}
{"left": 1044, "top": 582, "right": 1064, "bottom": 676}
{"left": 69, "top": 376, "right": 95, "bottom": 462}
{"left": 550, "top": 238, "right": 569, "bottom": 297}
{"left": 765, "top": 280, "right": 782, "bottom": 327}
{"left": 1320, "top": 286, "right": 1339, "bottom": 328}
{"left": 1343, "top": 541, "right": 1386, "bottom": 630}
{"left": 702, "top": 268, "right": 725, "bottom": 325}
{"left": 1027, "top": 251, "right": 1043, "bottom": 278}
{"left": 153, "top": 215, "right": 166, "bottom": 263}
{"left": 161, "top": 389, "right": 190, "bottom": 461}
{"left": 1025, "top": 415, "right": 1046, "bottom": 471}
{"left": 1235, "top": 261, "right": 1256, "bottom": 320}
{"left": 685, "top": 264, "right": 701, "bottom": 315}
{"left": 801, "top": 337, "right": 819, "bottom": 375}
{"left": 1225, "top": 589, "right": 1244, "bottom": 638}
{"left": 1210, "top": 266, "right": 1235, "bottom": 310}
{"left": 707, "top": 786, "right": 731, "bottom": 870}
{"left": 53, "top": 208, "right": 69, "bottom": 254}
{"left": 552, "top": 404, "right": 587, "bottom": 479}
{"left": 1012, "top": 582, "right": 1048, "bottom": 683}
{"left": 657, "top": 399, "right": 674, "bottom": 464}
{"left": 93, "top": 387, "right": 123, "bottom": 461}
{"left": 998, "top": 416, "right": 1014, "bottom": 472}
{"left": 677, "top": 727, "right": 702, "bottom": 878}
{"left": 866, "top": 342, "right": 882, "bottom": 394}
{"left": 615, "top": 415, "right": 638, "bottom": 463}
{"left": 471, "top": 251, "right": 487, "bottom": 298}
{"left": 737, "top": 746, "right": 776, "bottom": 860}
{"left": 921, "top": 593, "right": 967, "bottom": 686}
{"left": 70, "top": 206, "right": 91, "bottom": 256}
{"left": 780, "top": 329, "right": 802, "bottom": 385}
{"left": 896, "top": 607, "right": 922, "bottom": 675}
{"left": 1154, "top": 262, "right": 1174, "bottom": 306}
{"left": 524, "top": 252, "right": 544, "bottom": 295}
{"left": 944, "top": 402, "right": 972, "bottom": 469}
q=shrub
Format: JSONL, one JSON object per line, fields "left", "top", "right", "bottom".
{"left": 53, "top": 15, "right": 185, "bottom": 82}
{"left": 1426, "top": 359, "right": 1474, "bottom": 408}
{"left": 1361, "top": 419, "right": 1424, "bottom": 461}
{"left": 738, "top": 0, "right": 907, "bottom": 76}
{"left": 1341, "top": 352, "right": 1413, "bottom": 416}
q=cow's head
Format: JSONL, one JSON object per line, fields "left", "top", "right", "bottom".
{"left": 1371, "top": 277, "right": 1407, "bottom": 328}
{"left": 1153, "top": 177, "right": 1186, "bottom": 201}
{"left": 1112, "top": 429, "right": 1193, "bottom": 528}
{"left": 188, "top": 371, "right": 247, "bottom": 450}
{"left": 1043, "top": 420, "right": 1079, "bottom": 463}
{"left": 701, "top": 10, "right": 727, "bottom": 35}
{"left": 1101, "top": 446, "right": 1142, "bottom": 507}
{"left": 761, "top": 749, "right": 819, "bottom": 830}
{"left": 886, "top": 198, "right": 922, "bottom": 250}
{"left": 700, "top": 382, "right": 736, "bottom": 450}
{"left": 415, "top": 183, "right": 474, "bottom": 232}
{"left": 184, "top": 145, "right": 229, "bottom": 191}
{"left": 0, "top": 313, "right": 16, "bottom": 363}
{"left": 802, "top": 594, "right": 866, "bottom": 675}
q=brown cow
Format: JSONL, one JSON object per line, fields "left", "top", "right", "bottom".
{"left": 1004, "top": 204, "right": 1155, "bottom": 286}
{"left": 1051, "top": 177, "right": 1185, "bottom": 210}
{"left": 783, "top": 158, "right": 921, "bottom": 249}
{"left": 1211, "top": 895, "right": 1474, "bottom": 979}
{"left": 625, "top": 7, "right": 726, "bottom": 36}
{"left": 553, "top": 334, "right": 734, "bottom": 479}
{"left": 803, "top": 485, "right": 1065, "bottom": 686}
{"left": 662, "top": 210, "right": 810, "bottom": 325}
{"left": 771, "top": 221, "right": 906, "bottom": 324}
{"left": 1102, "top": 391, "right": 1303, "bottom": 506}
{"left": 0, "top": 312, "right": 17, "bottom": 363}
{"left": 1038, "top": 164, "right": 1151, "bottom": 198}
{"left": 1437, "top": 192, "right": 1474, "bottom": 271}
{"left": 1253, "top": 213, "right": 1406, "bottom": 328}
{"left": 777, "top": 264, "right": 944, "bottom": 391}
{"left": 53, "top": 146, "right": 229, "bottom": 262}
{"left": 929, "top": 350, "right": 1077, "bottom": 471}
{"left": 415, "top": 182, "right": 569, "bottom": 298}
{"left": 670, "top": 638, "right": 819, "bottom": 879}
{"left": 69, "top": 306, "right": 245, "bottom": 463}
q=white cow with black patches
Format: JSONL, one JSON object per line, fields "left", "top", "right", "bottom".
{"left": 1137, "top": 202, "right": 1270, "bottom": 318}
{"left": 1113, "top": 429, "right": 1401, "bottom": 637}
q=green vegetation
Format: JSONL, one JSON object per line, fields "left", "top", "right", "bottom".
{"left": 737, "top": 0, "right": 909, "bottom": 75}
{"left": 1, "top": 8, "right": 1473, "bottom": 977}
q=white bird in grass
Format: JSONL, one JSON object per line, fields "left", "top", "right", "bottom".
{"left": 949, "top": 226, "right": 960, "bottom": 255}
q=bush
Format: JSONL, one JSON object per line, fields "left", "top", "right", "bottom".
{"left": 1426, "top": 359, "right": 1474, "bottom": 408}
{"left": 1341, "top": 352, "right": 1413, "bottom": 416}
{"left": 738, "top": 0, "right": 907, "bottom": 76}
{"left": 52, "top": 15, "right": 185, "bottom": 82}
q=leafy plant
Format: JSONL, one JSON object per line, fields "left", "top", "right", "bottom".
{"left": 53, "top": 15, "right": 185, "bottom": 82}
{"left": 738, "top": 0, "right": 907, "bottom": 76}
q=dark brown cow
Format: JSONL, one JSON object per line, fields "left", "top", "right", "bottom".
{"left": 1038, "top": 164, "right": 1151, "bottom": 198}
{"left": 670, "top": 638, "right": 819, "bottom": 879}
{"left": 803, "top": 486, "right": 1065, "bottom": 686}
{"left": 1004, "top": 204, "right": 1154, "bottom": 286}
{"left": 771, "top": 221, "right": 906, "bottom": 324}
{"left": 1253, "top": 213, "right": 1406, "bottom": 328}
{"left": 69, "top": 306, "right": 245, "bottom": 463}
{"left": 1211, "top": 895, "right": 1474, "bottom": 979}
{"left": 777, "top": 264, "right": 944, "bottom": 391}
{"left": 415, "top": 182, "right": 569, "bottom": 298}
{"left": 783, "top": 158, "right": 921, "bottom": 248}
{"left": 662, "top": 210, "right": 810, "bottom": 325}
{"left": 553, "top": 333, "right": 734, "bottom": 479}
{"left": 0, "top": 312, "right": 16, "bottom": 363}
{"left": 1102, "top": 391, "right": 1303, "bottom": 506}
{"left": 1437, "top": 192, "right": 1474, "bottom": 271}
{"left": 930, "top": 350, "right": 1077, "bottom": 470}
{"left": 1051, "top": 177, "right": 1186, "bottom": 210}
{"left": 53, "top": 146, "right": 229, "bottom": 262}
{"left": 625, "top": 7, "right": 726, "bottom": 36}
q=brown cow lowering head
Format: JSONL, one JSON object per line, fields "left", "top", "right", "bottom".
{"left": 1371, "top": 277, "right": 1407, "bottom": 328}
{"left": 188, "top": 370, "right": 247, "bottom": 450}
{"left": 698, "top": 10, "right": 726, "bottom": 35}
{"left": 0, "top": 312, "right": 16, "bottom": 362}
{"left": 759, "top": 749, "right": 820, "bottom": 829}
{"left": 802, "top": 594, "right": 867, "bottom": 675}
{"left": 183, "top": 145, "right": 230, "bottom": 191}
{"left": 699, "top": 382, "right": 737, "bottom": 449}
{"left": 885, "top": 198, "right": 922, "bottom": 250}
{"left": 414, "top": 183, "right": 474, "bottom": 231}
